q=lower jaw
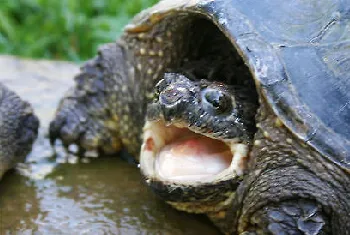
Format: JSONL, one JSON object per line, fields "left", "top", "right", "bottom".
{"left": 141, "top": 154, "right": 243, "bottom": 214}
{"left": 143, "top": 175, "right": 241, "bottom": 235}
{"left": 143, "top": 175, "right": 242, "bottom": 214}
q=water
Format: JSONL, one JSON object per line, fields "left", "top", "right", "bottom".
{"left": 0, "top": 56, "right": 220, "bottom": 234}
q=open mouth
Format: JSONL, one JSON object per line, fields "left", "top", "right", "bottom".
{"left": 137, "top": 15, "right": 259, "bottom": 214}
{"left": 140, "top": 120, "right": 249, "bottom": 185}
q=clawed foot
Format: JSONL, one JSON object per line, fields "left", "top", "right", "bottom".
{"left": 49, "top": 90, "right": 121, "bottom": 155}
{"left": 49, "top": 57, "right": 122, "bottom": 156}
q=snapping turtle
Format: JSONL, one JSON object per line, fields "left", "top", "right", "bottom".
{"left": 0, "top": 83, "right": 39, "bottom": 179}
{"left": 50, "top": 0, "right": 350, "bottom": 234}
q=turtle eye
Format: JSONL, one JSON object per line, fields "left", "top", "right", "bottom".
{"left": 203, "top": 89, "right": 233, "bottom": 114}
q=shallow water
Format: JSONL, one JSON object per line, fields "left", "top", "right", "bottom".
{"left": 0, "top": 56, "right": 220, "bottom": 234}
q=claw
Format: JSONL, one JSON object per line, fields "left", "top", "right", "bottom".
{"left": 49, "top": 117, "right": 65, "bottom": 146}
{"left": 49, "top": 98, "right": 121, "bottom": 156}
{"left": 48, "top": 43, "right": 125, "bottom": 156}
{"left": 68, "top": 144, "right": 79, "bottom": 154}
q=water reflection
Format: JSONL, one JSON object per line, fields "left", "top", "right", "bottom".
{"left": 0, "top": 172, "right": 40, "bottom": 233}
{"left": 0, "top": 56, "right": 220, "bottom": 234}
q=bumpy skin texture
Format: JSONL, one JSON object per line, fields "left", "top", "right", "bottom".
{"left": 231, "top": 101, "right": 350, "bottom": 235}
{"left": 49, "top": 6, "right": 350, "bottom": 235}
{"left": 0, "top": 83, "right": 39, "bottom": 179}
{"left": 50, "top": 44, "right": 128, "bottom": 155}
{"left": 50, "top": 38, "right": 175, "bottom": 156}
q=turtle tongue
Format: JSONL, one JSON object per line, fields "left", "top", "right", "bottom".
{"left": 155, "top": 135, "right": 232, "bottom": 182}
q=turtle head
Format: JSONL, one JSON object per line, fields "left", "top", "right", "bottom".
{"left": 148, "top": 73, "right": 249, "bottom": 141}
{"left": 140, "top": 73, "right": 257, "bottom": 214}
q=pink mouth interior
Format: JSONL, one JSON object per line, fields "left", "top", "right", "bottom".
{"left": 155, "top": 130, "right": 232, "bottom": 182}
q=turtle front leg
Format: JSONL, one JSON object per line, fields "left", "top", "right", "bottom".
{"left": 49, "top": 43, "right": 129, "bottom": 155}
{"left": 236, "top": 104, "right": 350, "bottom": 235}
{"left": 0, "top": 83, "right": 39, "bottom": 178}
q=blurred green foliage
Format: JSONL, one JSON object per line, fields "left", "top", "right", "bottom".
{"left": 0, "top": 0, "right": 158, "bottom": 61}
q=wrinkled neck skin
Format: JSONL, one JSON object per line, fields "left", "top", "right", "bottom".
{"left": 213, "top": 99, "right": 350, "bottom": 234}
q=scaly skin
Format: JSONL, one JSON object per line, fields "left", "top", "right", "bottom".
{"left": 50, "top": 44, "right": 130, "bottom": 155}
{"left": 0, "top": 83, "right": 39, "bottom": 179}
{"left": 235, "top": 100, "right": 350, "bottom": 234}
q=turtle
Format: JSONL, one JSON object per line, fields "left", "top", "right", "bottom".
{"left": 49, "top": 0, "right": 350, "bottom": 234}
{"left": 0, "top": 82, "right": 39, "bottom": 180}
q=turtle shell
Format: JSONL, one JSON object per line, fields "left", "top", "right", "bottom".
{"left": 126, "top": 0, "right": 350, "bottom": 169}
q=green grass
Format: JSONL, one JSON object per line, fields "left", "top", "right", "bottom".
{"left": 0, "top": 0, "right": 158, "bottom": 61}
